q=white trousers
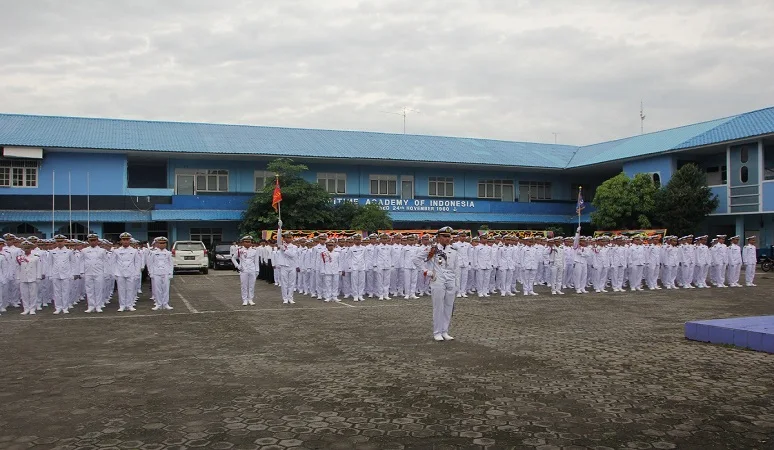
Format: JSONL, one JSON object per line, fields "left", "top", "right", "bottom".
{"left": 551, "top": 265, "right": 563, "bottom": 292}
{"left": 21, "top": 281, "right": 38, "bottom": 312}
{"left": 593, "top": 266, "right": 608, "bottom": 291}
{"left": 116, "top": 276, "right": 135, "bottom": 308}
{"left": 151, "top": 275, "right": 171, "bottom": 307}
{"left": 376, "top": 268, "right": 391, "bottom": 297}
{"left": 240, "top": 271, "right": 257, "bottom": 302}
{"left": 629, "top": 265, "right": 644, "bottom": 289}
{"left": 573, "top": 263, "right": 588, "bottom": 292}
{"left": 477, "top": 269, "right": 491, "bottom": 294}
{"left": 52, "top": 278, "right": 70, "bottom": 311}
{"left": 401, "top": 268, "right": 416, "bottom": 297}
{"left": 726, "top": 263, "right": 742, "bottom": 285}
{"left": 523, "top": 269, "right": 536, "bottom": 294}
{"left": 8, "top": 279, "right": 20, "bottom": 307}
{"left": 744, "top": 264, "right": 756, "bottom": 285}
{"left": 323, "top": 273, "right": 337, "bottom": 300}
{"left": 350, "top": 270, "right": 366, "bottom": 299}
{"left": 85, "top": 275, "right": 103, "bottom": 310}
{"left": 280, "top": 267, "right": 296, "bottom": 301}
{"left": 0, "top": 281, "right": 6, "bottom": 310}
{"left": 431, "top": 281, "right": 455, "bottom": 336}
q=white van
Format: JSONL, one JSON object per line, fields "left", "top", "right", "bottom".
{"left": 172, "top": 240, "right": 209, "bottom": 274}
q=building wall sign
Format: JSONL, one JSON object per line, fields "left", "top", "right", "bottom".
{"left": 333, "top": 197, "right": 476, "bottom": 212}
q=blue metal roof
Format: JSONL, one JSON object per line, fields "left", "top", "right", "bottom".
{"left": 0, "top": 210, "right": 151, "bottom": 222}
{"left": 0, "top": 114, "right": 576, "bottom": 168}
{"left": 567, "top": 107, "right": 774, "bottom": 167}
{"left": 1, "top": 107, "right": 773, "bottom": 169}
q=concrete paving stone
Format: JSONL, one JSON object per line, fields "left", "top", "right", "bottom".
{"left": 2, "top": 273, "right": 774, "bottom": 449}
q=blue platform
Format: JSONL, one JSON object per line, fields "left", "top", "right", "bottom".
{"left": 685, "top": 316, "right": 774, "bottom": 353}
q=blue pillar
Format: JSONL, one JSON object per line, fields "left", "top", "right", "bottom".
{"left": 735, "top": 215, "right": 744, "bottom": 239}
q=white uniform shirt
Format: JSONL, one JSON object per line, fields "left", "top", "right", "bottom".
{"left": 742, "top": 244, "right": 757, "bottom": 265}
{"left": 113, "top": 246, "right": 141, "bottom": 278}
{"left": 17, "top": 253, "right": 44, "bottom": 282}
{"left": 148, "top": 249, "right": 174, "bottom": 277}
{"left": 49, "top": 247, "right": 77, "bottom": 280}
{"left": 82, "top": 246, "right": 108, "bottom": 276}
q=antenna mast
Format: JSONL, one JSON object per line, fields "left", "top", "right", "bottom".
{"left": 640, "top": 100, "right": 646, "bottom": 134}
{"left": 380, "top": 106, "right": 420, "bottom": 134}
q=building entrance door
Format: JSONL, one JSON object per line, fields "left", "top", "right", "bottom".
{"left": 176, "top": 174, "right": 195, "bottom": 195}
{"left": 401, "top": 177, "right": 414, "bottom": 200}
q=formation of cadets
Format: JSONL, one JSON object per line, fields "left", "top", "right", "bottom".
{"left": 0, "top": 232, "right": 174, "bottom": 316}
{"left": 234, "top": 229, "right": 760, "bottom": 307}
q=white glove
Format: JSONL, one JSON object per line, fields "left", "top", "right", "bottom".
{"left": 278, "top": 220, "right": 283, "bottom": 228}
{"left": 576, "top": 226, "right": 581, "bottom": 233}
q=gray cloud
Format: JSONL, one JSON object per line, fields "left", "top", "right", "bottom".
{"left": 1, "top": 0, "right": 772, "bottom": 146}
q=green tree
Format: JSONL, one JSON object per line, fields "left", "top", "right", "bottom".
{"left": 654, "top": 163, "right": 719, "bottom": 236}
{"left": 330, "top": 201, "right": 362, "bottom": 229}
{"left": 240, "top": 158, "right": 334, "bottom": 233}
{"left": 590, "top": 172, "right": 658, "bottom": 230}
{"left": 351, "top": 203, "right": 393, "bottom": 232}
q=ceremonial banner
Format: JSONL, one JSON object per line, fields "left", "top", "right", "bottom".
{"left": 262, "top": 230, "right": 365, "bottom": 241}
{"left": 478, "top": 229, "right": 554, "bottom": 238}
{"left": 378, "top": 229, "right": 472, "bottom": 238}
{"left": 594, "top": 229, "right": 667, "bottom": 238}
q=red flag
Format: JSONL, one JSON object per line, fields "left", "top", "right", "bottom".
{"left": 272, "top": 176, "right": 282, "bottom": 212}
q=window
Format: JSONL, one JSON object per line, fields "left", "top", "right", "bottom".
{"left": 127, "top": 158, "right": 167, "bottom": 188}
{"left": 369, "top": 175, "right": 397, "bottom": 196}
{"left": 317, "top": 172, "right": 347, "bottom": 194}
{"left": 741, "top": 166, "right": 749, "bottom": 183}
{"left": 429, "top": 177, "right": 454, "bottom": 197}
{"left": 652, "top": 173, "right": 661, "bottom": 187}
{"left": 706, "top": 165, "right": 727, "bottom": 185}
{"left": 195, "top": 170, "right": 228, "bottom": 192}
{"left": 0, "top": 159, "right": 39, "bottom": 187}
{"left": 190, "top": 227, "right": 223, "bottom": 248}
{"left": 518, "top": 181, "right": 552, "bottom": 200}
{"left": 741, "top": 147, "right": 749, "bottom": 163}
{"left": 478, "top": 180, "right": 514, "bottom": 199}
{"left": 254, "top": 170, "right": 273, "bottom": 192}
{"left": 765, "top": 143, "right": 774, "bottom": 180}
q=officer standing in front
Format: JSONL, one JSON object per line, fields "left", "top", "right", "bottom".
{"left": 148, "top": 237, "right": 174, "bottom": 310}
{"left": 417, "top": 226, "right": 458, "bottom": 342}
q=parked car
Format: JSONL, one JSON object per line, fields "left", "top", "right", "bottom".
{"left": 210, "top": 243, "right": 235, "bottom": 270}
{"left": 172, "top": 240, "right": 209, "bottom": 274}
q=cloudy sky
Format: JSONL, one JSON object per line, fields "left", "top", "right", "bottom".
{"left": 1, "top": 0, "right": 773, "bottom": 145}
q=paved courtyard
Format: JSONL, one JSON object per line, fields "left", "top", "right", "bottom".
{"left": 1, "top": 270, "right": 773, "bottom": 450}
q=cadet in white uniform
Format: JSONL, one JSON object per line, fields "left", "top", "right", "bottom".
{"left": 348, "top": 235, "right": 367, "bottom": 301}
{"left": 114, "top": 232, "right": 141, "bottom": 312}
{"left": 726, "top": 236, "right": 743, "bottom": 287}
{"left": 82, "top": 234, "right": 108, "bottom": 313}
{"left": 17, "top": 241, "right": 44, "bottom": 315}
{"left": 232, "top": 236, "right": 260, "bottom": 306}
{"left": 418, "top": 227, "right": 458, "bottom": 342}
{"left": 742, "top": 236, "right": 757, "bottom": 287}
{"left": 148, "top": 237, "right": 174, "bottom": 310}
{"left": 276, "top": 229, "right": 300, "bottom": 304}
{"left": 49, "top": 235, "right": 79, "bottom": 314}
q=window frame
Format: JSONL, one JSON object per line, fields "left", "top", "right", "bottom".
{"left": 369, "top": 174, "right": 398, "bottom": 196}
{"left": 705, "top": 165, "right": 728, "bottom": 186}
{"left": 477, "top": 179, "right": 515, "bottom": 200}
{"left": 191, "top": 169, "right": 229, "bottom": 193}
{"left": 428, "top": 176, "right": 454, "bottom": 197}
{"left": 518, "top": 181, "right": 552, "bottom": 201}
{"left": 317, "top": 172, "right": 347, "bottom": 195}
{"left": 0, "top": 159, "right": 39, "bottom": 188}
{"left": 254, "top": 170, "right": 274, "bottom": 192}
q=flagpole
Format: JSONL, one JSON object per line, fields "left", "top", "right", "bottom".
{"left": 52, "top": 169, "right": 55, "bottom": 238}
{"left": 68, "top": 171, "right": 72, "bottom": 238}
{"left": 87, "top": 171, "right": 90, "bottom": 233}
{"left": 577, "top": 186, "right": 582, "bottom": 230}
